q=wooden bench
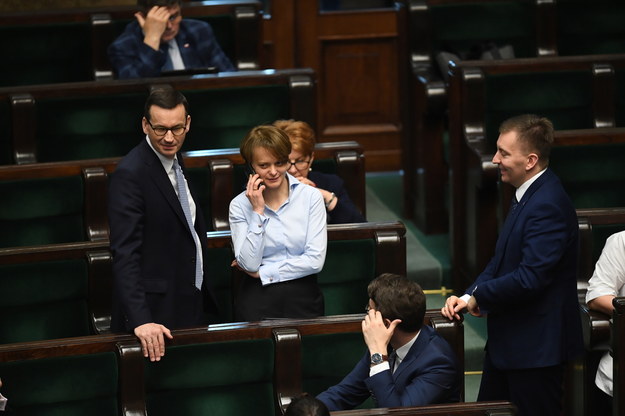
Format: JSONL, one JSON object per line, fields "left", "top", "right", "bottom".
{"left": 0, "top": 67, "right": 315, "bottom": 166}
{"left": 0, "top": 310, "right": 462, "bottom": 416}
{"left": 446, "top": 55, "right": 625, "bottom": 292}
{"left": 0, "top": 221, "right": 406, "bottom": 343}
{"left": 329, "top": 400, "right": 516, "bottom": 415}
{"left": 0, "top": 0, "right": 263, "bottom": 86}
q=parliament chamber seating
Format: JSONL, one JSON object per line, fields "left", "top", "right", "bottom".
{"left": 402, "top": 0, "right": 625, "bottom": 235}
{"left": 0, "top": 68, "right": 315, "bottom": 165}
{"left": 330, "top": 400, "right": 516, "bottom": 415}
{"left": 0, "top": 0, "right": 263, "bottom": 87}
{"left": 0, "top": 311, "right": 463, "bottom": 416}
{"left": 0, "top": 221, "right": 406, "bottom": 344}
{"left": 445, "top": 54, "right": 625, "bottom": 292}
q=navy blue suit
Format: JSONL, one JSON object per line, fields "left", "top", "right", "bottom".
{"left": 108, "top": 19, "right": 235, "bottom": 79}
{"left": 467, "top": 168, "right": 583, "bottom": 414}
{"left": 308, "top": 171, "right": 365, "bottom": 224}
{"left": 317, "top": 325, "right": 461, "bottom": 411}
{"left": 108, "top": 140, "right": 218, "bottom": 332}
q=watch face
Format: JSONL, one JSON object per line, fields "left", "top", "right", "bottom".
{"left": 371, "top": 353, "right": 383, "bottom": 364}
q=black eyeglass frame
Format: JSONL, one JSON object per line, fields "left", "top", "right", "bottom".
{"left": 146, "top": 118, "right": 187, "bottom": 137}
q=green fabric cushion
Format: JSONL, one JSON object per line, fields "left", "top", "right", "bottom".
{"left": 36, "top": 93, "right": 145, "bottom": 162}
{"left": 0, "top": 352, "right": 118, "bottom": 415}
{"left": 0, "top": 259, "right": 91, "bottom": 343}
{"left": 0, "top": 23, "right": 92, "bottom": 87}
{"left": 484, "top": 70, "right": 594, "bottom": 148}
{"left": 319, "top": 239, "right": 376, "bottom": 316}
{"left": 557, "top": 1, "right": 625, "bottom": 55}
{"left": 430, "top": 1, "right": 536, "bottom": 58}
{"left": 0, "top": 176, "right": 84, "bottom": 247}
{"left": 146, "top": 339, "right": 275, "bottom": 416}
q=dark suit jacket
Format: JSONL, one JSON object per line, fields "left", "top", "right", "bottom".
{"left": 108, "top": 19, "right": 235, "bottom": 79}
{"left": 108, "top": 139, "right": 217, "bottom": 332}
{"left": 467, "top": 168, "right": 583, "bottom": 370}
{"left": 308, "top": 171, "right": 365, "bottom": 224}
{"left": 317, "top": 325, "right": 461, "bottom": 411}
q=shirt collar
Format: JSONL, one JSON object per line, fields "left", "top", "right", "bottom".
{"left": 394, "top": 329, "right": 421, "bottom": 363}
{"left": 516, "top": 167, "right": 547, "bottom": 202}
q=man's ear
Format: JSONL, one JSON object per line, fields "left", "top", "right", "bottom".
{"left": 383, "top": 318, "right": 392, "bottom": 328}
{"left": 526, "top": 153, "right": 539, "bottom": 171}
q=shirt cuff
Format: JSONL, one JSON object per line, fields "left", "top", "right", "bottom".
{"left": 369, "top": 362, "right": 391, "bottom": 377}
{"left": 259, "top": 262, "right": 279, "bottom": 286}
{"left": 248, "top": 212, "right": 268, "bottom": 234}
{"left": 460, "top": 293, "right": 471, "bottom": 304}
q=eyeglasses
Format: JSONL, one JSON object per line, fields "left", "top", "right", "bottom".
{"left": 146, "top": 119, "right": 187, "bottom": 137}
{"left": 288, "top": 159, "right": 311, "bottom": 170}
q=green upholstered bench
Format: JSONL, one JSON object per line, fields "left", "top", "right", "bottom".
{"left": 0, "top": 241, "right": 112, "bottom": 344}
{"left": 447, "top": 55, "right": 625, "bottom": 292}
{"left": 0, "top": 68, "right": 315, "bottom": 165}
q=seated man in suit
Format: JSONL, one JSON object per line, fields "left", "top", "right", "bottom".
{"left": 108, "top": 0, "right": 235, "bottom": 79}
{"left": 317, "top": 273, "right": 461, "bottom": 411}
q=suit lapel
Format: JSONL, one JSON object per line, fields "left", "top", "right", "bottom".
{"left": 175, "top": 24, "right": 195, "bottom": 68}
{"left": 139, "top": 141, "right": 190, "bottom": 231}
{"left": 392, "top": 327, "right": 430, "bottom": 381}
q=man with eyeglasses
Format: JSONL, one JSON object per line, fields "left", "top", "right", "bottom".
{"left": 108, "top": 0, "right": 235, "bottom": 79}
{"left": 108, "top": 86, "right": 218, "bottom": 362}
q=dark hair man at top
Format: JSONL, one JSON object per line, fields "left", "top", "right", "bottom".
{"left": 317, "top": 273, "right": 460, "bottom": 411}
{"left": 442, "top": 114, "right": 583, "bottom": 416}
{"left": 108, "top": 86, "right": 218, "bottom": 361}
{"left": 108, "top": 0, "right": 235, "bottom": 79}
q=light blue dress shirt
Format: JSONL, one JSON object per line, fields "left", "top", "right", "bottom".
{"left": 229, "top": 173, "right": 328, "bottom": 286}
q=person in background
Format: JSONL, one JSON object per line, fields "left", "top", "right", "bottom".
{"left": 273, "top": 119, "right": 366, "bottom": 224}
{"left": 317, "top": 273, "right": 461, "bottom": 411}
{"left": 285, "top": 394, "right": 330, "bottom": 416}
{"left": 442, "top": 114, "right": 583, "bottom": 416}
{"left": 108, "top": 86, "right": 218, "bottom": 361}
{"left": 108, "top": 0, "right": 235, "bottom": 79}
{"left": 229, "top": 125, "right": 327, "bottom": 321}
{"left": 585, "top": 230, "right": 625, "bottom": 415}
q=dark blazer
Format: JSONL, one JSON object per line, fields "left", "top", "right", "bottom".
{"left": 108, "top": 140, "right": 217, "bottom": 332}
{"left": 308, "top": 171, "right": 365, "bottom": 224}
{"left": 317, "top": 325, "right": 461, "bottom": 411}
{"left": 108, "top": 19, "right": 235, "bottom": 79}
{"left": 467, "top": 168, "right": 583, "bottom": 370}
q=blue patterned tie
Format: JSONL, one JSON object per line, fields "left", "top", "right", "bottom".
{"left": 173, "top": 159, "right": 203, "bottom": 290}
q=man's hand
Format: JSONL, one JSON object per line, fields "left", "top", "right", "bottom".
{"left": 467, "top": 295, "right": 484, "bottom": 317}
{"left": 441, "top": 295, "right": 467, "bottom": 321}
{"left": 362, "top": 308, "right": 401, "bottom": 354}
{"left": 231, "top": 259, "right": 260, "bottom": 278}
{"left": 135, "top": 6, "right": 171, "bottom": 50}
{"left": 134, "top": 322, "right": 173, "bottom": 362}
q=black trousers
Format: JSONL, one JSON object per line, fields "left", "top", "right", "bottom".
{"left": 478, "top": 351, "right": 564, "bottom": 416}
{"left": 235, "top": 274, "right": 324, "bottom": 322}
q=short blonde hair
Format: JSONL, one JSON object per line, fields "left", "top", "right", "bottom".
{"left": 240, "top": 125, "right": 291, "bottom": 164}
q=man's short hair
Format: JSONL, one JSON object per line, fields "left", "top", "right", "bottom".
{"left": 367, "top": 273, "right": 425, "bottom": 333}
{"left": 239, "top": 125, "right": 292, "bottom": 165}
{"left": 285, "top": 394, "right": 330, "bottom": 416}
{"left": 137, "top": 0, "right": 181, "bottom": 12}
{"left": 143, "top": 85, "right": 189, "bottom": 121}
{"left": 499, "top": 114, "right": 554, "bottom": 164}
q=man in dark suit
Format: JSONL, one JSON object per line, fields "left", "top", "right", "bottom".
{"left": 442, "top": 114, "right": 583, "bottom": 416}
{"left": 317, "top": 273, "right": 461, "bottom": 411}
{"left": 108, "top": 0, "right": 235, "bottom": 79}
{"left": 108, "top": 86, "right": 217, "bottom": 361}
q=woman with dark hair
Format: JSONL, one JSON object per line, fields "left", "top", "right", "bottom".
{"left": 229, "top": 125, "right": 327, "bottom": 321}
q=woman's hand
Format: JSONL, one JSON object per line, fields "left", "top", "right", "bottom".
{"left": 245, "top": 173, "right": 265, "bottom": 214}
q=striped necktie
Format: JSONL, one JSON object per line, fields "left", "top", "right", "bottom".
{"left": 173, "top": 158, "right": 203, "bottom": 290}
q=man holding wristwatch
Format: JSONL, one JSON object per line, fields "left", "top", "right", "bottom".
{"left": 317, "top": 273, "right": 461, "bottom": 411}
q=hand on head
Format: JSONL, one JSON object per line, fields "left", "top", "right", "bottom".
{"left": 135, "top": 6, "right": 172, "bottom": 48}
{"left": 361, "top": 308, "right": 401, "bottom": 354}
{"left": 134, "top": 322, "right": 173, "bottom": 362}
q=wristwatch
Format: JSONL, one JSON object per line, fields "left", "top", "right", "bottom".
{"left": 370, "top": 353, "right": 388, "bottom": 366}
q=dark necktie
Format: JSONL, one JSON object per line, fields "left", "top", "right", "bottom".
{"left": 388, "top": 351, "right": 397, "bottom": 374}
{"left": 173, "top": 159, "right": 203, "bottom": 290}
{"left": 161, "top": 41, "right": 174, "bottom": 71}
{"left": 510, "top": 195, "right": 519, "bottom": 214}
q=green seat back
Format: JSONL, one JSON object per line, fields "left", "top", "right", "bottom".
{"left": 302, "top": 332, "right": 375, "bottom": 409}
{"left": 0, "top": 352, "right": 119, "bottom": 416}
{"left": 0, "top": 23, "right": 92, "bottom": 87}
{"left": 0, "top": 175, "right": 84, "bottom": 247}
{"left": 36, "top": 93, "right": 145, "bottom": 163}
{"left": 430, "top": 1, "right": 536, "bottom": 59}
{"left": 557, "top": 0, "right": 625, "bottom": 55}
{"left": 145, "top": 338, "right": 275, "bottom": 416}
{"left": 551, "top": 143, "right": 625, "bottom": 209}
{"left": 484, "top": 70, "right": 594, "bottom": 148}
{"left": 319, "top": 239, "right": 376, "bottom": 316}
{"left": 0, "top": 259, "right": 91, "bottom": 343}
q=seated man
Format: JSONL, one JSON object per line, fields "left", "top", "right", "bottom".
{"left": 585, "top": 230, "right": 625, "bottom": 415}
{"left": 108, "top": 0, "right": 236, "bottom": 79}
{"left": 317, "top": 273, "right": 461, "bottom": 411}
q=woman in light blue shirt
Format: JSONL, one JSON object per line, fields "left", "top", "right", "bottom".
{"left": 229, "top": 125, "right": 327, "bottom": 321}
